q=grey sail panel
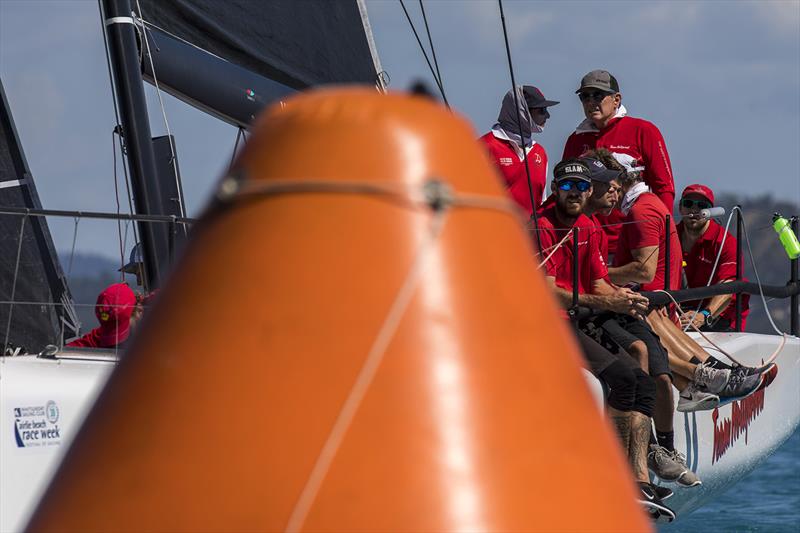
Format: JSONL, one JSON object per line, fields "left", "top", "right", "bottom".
{"left": 0, "top": 79, "right": 79, "bottom": 352}
{"left": 136, "top": 0, "right": 380, "bottom": 89}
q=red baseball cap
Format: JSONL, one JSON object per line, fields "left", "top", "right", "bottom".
{"left": 94, "top": 283, "right": 136, "bottom": 346}
{"left": 681, "top": 184, "right": 715, "bottom": 206}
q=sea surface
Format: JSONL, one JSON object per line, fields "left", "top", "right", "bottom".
{"left": 660, "top": 427, "right": 800, "bottom": 532}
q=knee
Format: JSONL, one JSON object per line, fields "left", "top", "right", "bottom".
{"left": 654, "top": 374, "right": 673, "bottom": 393}
{"left": 600, "top": 360, "right": 637, "bottom": 412}
{"left": 628, "top": 340, "right": 648, "bottom": 359}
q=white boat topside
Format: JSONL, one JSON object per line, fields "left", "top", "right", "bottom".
{"left": 1, "top": 332, "right": 798, "bottom": 530}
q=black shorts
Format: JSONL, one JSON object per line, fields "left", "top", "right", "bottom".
{"left": 571, "top": 325, "right": 636, "bottom": 376}
{"left": 580, "top": 313, "right": 672, "bottom": 379}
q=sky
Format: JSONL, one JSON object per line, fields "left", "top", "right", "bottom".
{"left": 0, "top": 0, "right": 798, "bottom": 260}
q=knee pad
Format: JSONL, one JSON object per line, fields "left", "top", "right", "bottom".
{"left": 633, "top": 368, "right": 656, "bottom": 418}
{"left": 599, "top": 360, "right": 636, "bottom": 412}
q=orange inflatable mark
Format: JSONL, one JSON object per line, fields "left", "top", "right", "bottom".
{"left": 27, "top": 88, "right": 650, "bottom": 532}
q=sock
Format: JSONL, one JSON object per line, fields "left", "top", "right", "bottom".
{"left": 656, "top": 430, "right": 675, "bottom": 452}
{"left": 650, "top": 431, "right": 658, "bottom": 446}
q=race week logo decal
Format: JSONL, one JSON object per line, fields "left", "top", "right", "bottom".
{"left": 13, "top": 401, "right": 62, "bottom": 448}
{"left": 711, "top": 387, "right": 765, "bottom": 464}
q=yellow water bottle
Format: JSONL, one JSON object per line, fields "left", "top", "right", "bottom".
{"left": 773, "top": 214, "right": 800, "bottom": 260}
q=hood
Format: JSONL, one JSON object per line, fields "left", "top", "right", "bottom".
{"left": 495, "top": 86, "right": 538, "bottom": 148}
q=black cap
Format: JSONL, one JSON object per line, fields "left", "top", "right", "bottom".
{"left": 575, "top": 70, "right": 620, "bottom": 94}
{"left": 581, "top": 157, "right": 622, "bottom": 183}
{"left": 553, "top": 158, "right": 592, "bottom": 183}
{"left": 523, "top": 85, "right": 559, "bottom": 108}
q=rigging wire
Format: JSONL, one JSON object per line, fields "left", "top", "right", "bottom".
{"left": 497, "top": 0, "right": 542, "bottom": 253}
{"left": 112, "top": 130, "right": 125, "bottom": 271}
{"left": 135, "top": 0, "right": 189, "bottom": 229}
{"left": 397, "top": 0, "right": 450, "bottom": 108}
{"left": 418, "top": 1, "right": 445, "bottom": 98}
{"left": 3, "top": 216, "right": 27, "bottom": 351}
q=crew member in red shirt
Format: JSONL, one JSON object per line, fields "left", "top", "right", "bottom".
{"left": 538, "top": 158, "right": 677, "bottom": 518}
{"left": 563, "top": 70, "right": 675, "bottom": 255}
{"left": 67, "top": 283, "right": 136, "bottom": 349}
{"left": 676, "top": 184, "right": 749, "bottom": 331}
{"left": 480, "top": 85, "right": 558, "bottom": 215}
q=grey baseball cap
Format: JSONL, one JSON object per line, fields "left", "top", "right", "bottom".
{"left": 576, "top": 70, "right": 620, "bottom": 94}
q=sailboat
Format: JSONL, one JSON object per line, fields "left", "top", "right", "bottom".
{"left": 1, "top": 0, "right": 798, "bottom": 531}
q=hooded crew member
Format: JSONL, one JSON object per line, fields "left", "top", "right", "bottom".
{"left": 480, "top": 85, "right": 559, "bottom": 215}
{"left": 67, "top": 283, "right": 137, "bottom": 349}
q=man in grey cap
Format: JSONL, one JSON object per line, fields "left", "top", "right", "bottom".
{"left": 562, "top": 70, "right": 675, "bottom": 256}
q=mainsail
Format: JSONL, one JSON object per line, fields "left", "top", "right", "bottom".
{"left": 136, "top": 0, "right": 383, "bottom": 89}
{"left": 0, "top": 79, "right": 79, "bottom": 352}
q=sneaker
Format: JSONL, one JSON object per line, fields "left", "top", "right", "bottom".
{"left": 650, "top": 483, "right": 674, "bottom": 500}
{"left": 757, "top": 363, "right": 778, "bottom": 390}
{"left": 693, "top": 362, "right": 731, "bottom": 394}
{"left": 647, "top": 444, "right": 686, "bottom": 481}
{"left": 677, "top": 382, "right": 720, "bottom": 412}
{"left": 669, "top": 449, "right": 702, "bottom": 487}
{"left": 718, "top": 369, "right": 762, "bottom": 399}
{"left": 638, "top": 482, "right": 676, "bottom": 523}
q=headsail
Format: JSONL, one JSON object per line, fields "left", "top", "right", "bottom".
{"left": 0, "top": 79, "right": 79, "bottom": 352}
{"left": 136, "top": 0, "right": 382, "bottom": 89}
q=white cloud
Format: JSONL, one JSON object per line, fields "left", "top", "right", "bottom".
{"left": 750, "top": 0, "right": 800, "bottom": 36}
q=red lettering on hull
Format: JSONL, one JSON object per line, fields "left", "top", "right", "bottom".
{"left": 711, "top": 387, "right": 766, "bottom": 464}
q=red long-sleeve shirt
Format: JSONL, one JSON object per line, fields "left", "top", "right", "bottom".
{"left": 480, "top": 132, "right": 548, "bottom": 215}
{"left": 563, "top": 116, "right": 675, "bottom": 253}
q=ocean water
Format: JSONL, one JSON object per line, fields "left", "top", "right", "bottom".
{"left": 660, "top": 427, "right": 800, "bottom": 532}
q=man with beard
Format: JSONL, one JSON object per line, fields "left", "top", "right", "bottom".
{"left": 480, "top": 85, "right": 558, "bottom": 215}
{"left": 677, "top": 184, "right": 749, "bottom": 331}
{"left": 563, "top": 70, "right": 674, "bottom": 255}
{"left": 537, "top": 158, "right": 675, "bottom": 521}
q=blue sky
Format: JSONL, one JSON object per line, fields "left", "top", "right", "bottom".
{"left": 1, "top": 0, "right": 798, "bottom": 259}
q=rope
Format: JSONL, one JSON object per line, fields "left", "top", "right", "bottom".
{"left": 3, "top": 216, "right": 27, "bottom": 351}
{"left": 397, "top": 0, "right": 449, "bottom": 107}
{"left": 741, "top": 211, "right": 786, "bottom": 336}
{"left": 112, "top": 129, "right": 125, "bottom": 271}
{"left": 654, "top": 289, "right": 787, "bottom": 368}
{"left": 497, "top": 0, "right": 542, "bottom": 254}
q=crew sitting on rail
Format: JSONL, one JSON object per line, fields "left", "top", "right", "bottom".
{"left": 676, "top": 184, "right": 750, "bottom": 332}
{"left": 479, "top": 85, "right": 558, "bottom": 215}
{"left": 67, "top": 283, "right": 136, "bottom": 349}
{"left": 536, "top": 158, "right": 675, "bottom": 519}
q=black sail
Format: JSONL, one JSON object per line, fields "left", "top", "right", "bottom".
{"left": 0, "top": 79, "right": 79, "bottom": 352}
{"left": 136, "top": 0, "right": 382, "bottom": 89}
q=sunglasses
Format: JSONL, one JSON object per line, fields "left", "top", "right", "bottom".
{"left": 681, "top": 198, "right": 713, "bottom": 210}
{"left": 578, "top": 91, "right": 613, "bottom": 103}
{"left": 557, "top": 179, "right": 591, "bottom": 192}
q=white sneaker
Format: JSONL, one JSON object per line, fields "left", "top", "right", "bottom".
{"left": 693, "top": 363, "right": 731, "bottom": 394}
{"left": 677, "top": 382, "right": 720, "bottom": 412}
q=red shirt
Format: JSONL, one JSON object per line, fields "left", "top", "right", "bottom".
{"left": 538, "top": 205, "right": 608, "bottom": 297}
{"left": 480, "top": 132, "right": 547, "bottom": 215}
{"left": 678, "top": 220, "right": 749, "bottom": 329}
{"left": 613, "top": 192, "right": 682, "bottom": 292}
{"left": 563, "top": 116, "right": 675, "bottom": 253}
{"left": 67, "top": 327, "right": 128, "bottom": 349}
{"left": 589, "top": 214, "right": 610, "bottom": 263}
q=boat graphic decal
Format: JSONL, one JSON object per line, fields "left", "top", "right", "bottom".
{"left": 12, "top": 401, "right": 62, "bottom": 448}
{"left": 711, "top": 388, "right": 766, "bottom": 464}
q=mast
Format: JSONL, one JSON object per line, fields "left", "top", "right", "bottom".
{"left": 101, "top": 0, "right": 168, "bottom": 289}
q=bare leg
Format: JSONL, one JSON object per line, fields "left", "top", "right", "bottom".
{"left": 608, "top": 407, "right": 631, "bottom": 458}
{"left": 630, "top": 412, "right": 652, "bottom": 483}
{"left": 653, "top": 374, "right": 674, "bottom": 434}
{"left": 626, "top": 340, "right": 649, "bottom": 374}
{"left": 668, "top": 353, "right": 697, "bottom": 380}
{"left": 673, "top": 373, "right": 690, "bottom": 392}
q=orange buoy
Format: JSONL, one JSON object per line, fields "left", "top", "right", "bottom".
{"left": 27, "top": 89, "right": 650, "bottom": 532}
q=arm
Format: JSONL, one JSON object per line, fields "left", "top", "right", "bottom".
{"left": 607, "top": 245, "right": 658, "bottom": 285}
{"left": 640, "top": 122, "right": 675, "bottom": 210}
{"left": 679, "top": 281, "right": 734, "bottom": 328}
{"left": 545, "top": 276, "right": 649, "bottom": 318}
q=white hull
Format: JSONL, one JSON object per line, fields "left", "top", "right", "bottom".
{"left": 2, "top": 332, "right": 798, "bottom": 530}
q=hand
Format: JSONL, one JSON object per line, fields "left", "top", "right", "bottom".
{"left": 604, "top": 288, "right": 649, "bottom": 319}
{"left": 680, "top": 310, "right": 706, "bottom": 330}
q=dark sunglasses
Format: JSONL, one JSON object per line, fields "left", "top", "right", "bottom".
{"left": 681, "top": 198, "right": 713, "bottom": 210}
{"left": 557, "top": 180, "right": 591, "bottom": 192}
{"left": 578, "top": 91, "right": 613, "bottom": 103}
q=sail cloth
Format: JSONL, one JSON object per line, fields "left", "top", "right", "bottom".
{"left": 0, "top": 80, "right": 79, "bottom": 352}
{"left": 135, "top": 0, "right": 383, "bottom": 90}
